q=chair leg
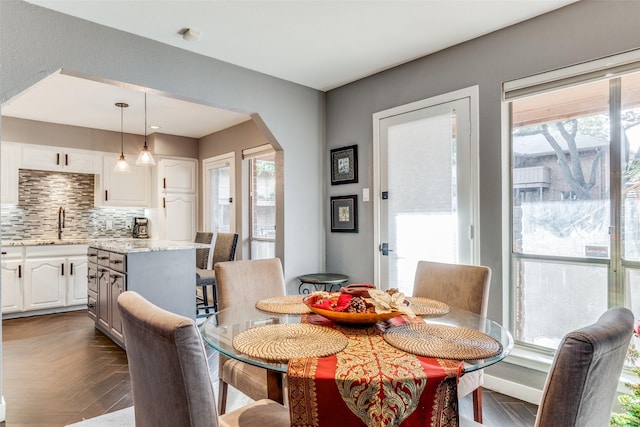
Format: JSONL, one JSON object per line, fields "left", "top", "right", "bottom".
{"left": 472, "top": 386, "right": 483, "bottom": 423}
{"left": 218, "top": 379, "right": 228, "bottom": 415}
{"left": 202, "top": 285, "right": 210, "bottom": 314}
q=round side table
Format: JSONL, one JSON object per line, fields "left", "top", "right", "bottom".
{"left": 298, "top": 273, "right": 349, "bottom": 294}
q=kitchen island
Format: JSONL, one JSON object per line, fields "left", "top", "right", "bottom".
{"left": 88, "top": 239, "right": 206, "bottom": 348}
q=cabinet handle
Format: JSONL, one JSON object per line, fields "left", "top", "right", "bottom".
{"left": 163, "top": 197, "right": 166, "bottom": 208}
{"left": 56, "top": 153, "right": 60, "bottom": 165}
{"left": 111, "top": 260, "right": 123, "bottom": 264}
{"left": 105, "top": 190, "right": 108, "bottom": 202}
{"left": 98, "top": 256, "right": 109, "bottom": 261}
{"left": 2, "top": 251, "right": 7, "bottom": 255}
{"left": 87, "top": 274, "right": 96, "bottom": 280}
{"left": 61, "top": 263, "right": 65, "bottom": 276}
{"left": 87, "top": 303, "right": 95, "bottom": 309}
{"left": 70, "top": 263, "right": 74, "bottom": 275}
{"left": 18, "top": 265, "right": 21, "bottom": 279}
{"left": 163, "top": 178, "right": 166, "bottom": 189}
{"left": 65, "top": 154, "right": 69, "bottom": 166}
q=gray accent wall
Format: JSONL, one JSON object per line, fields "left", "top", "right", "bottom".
{"left": 325, "top": 0, "right": 640, "bottom": 388}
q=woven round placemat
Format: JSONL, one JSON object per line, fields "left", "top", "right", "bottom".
{"left": 255, "top": 296, "right": 311, "bottom": 314}
{"left": 383, "top": 323, "right": 502, "bottom": 360}
{"left": 406, "top": 297, "right": 450, "bottom": 316}
{"left": 233, "top": 324, "right": 348, "bottom": 362}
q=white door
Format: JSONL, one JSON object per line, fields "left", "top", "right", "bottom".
{"left": 66, "top": 255, "right": 88, "bottom": 306}
{"left": 374, "top": 90, "right": 478, "bottom": 294}
{"left": 203, "top": 154, "right": 235, "bottom": 233}
{"left": 162, "top": 194, "right": 197, "bottom": 241}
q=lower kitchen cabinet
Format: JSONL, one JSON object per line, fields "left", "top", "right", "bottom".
{"left": 1, "top": 247, "right": 24, "bottom": 313}
{"left": 1, "top": 245, "right": 89, "bottom": 317}
{"left": 95, "top": 249, "right": 126, "bottom": 347}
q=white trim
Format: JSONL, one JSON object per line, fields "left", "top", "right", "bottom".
{"left": 484, "top": 374, "right": 542, "bottom": 405}
{"left": 242, "top": 144, "right": 273, "bottom": 159}
{"left": 0, "top": 396, "right": 6, "bottom": 422}
{"left": 372, "top": 86, "right": 480, "bottom": 286}
{"left": 202, "top": 152, "right": 236, "bottom": 233}
{"left": 503, "top": 48, "right": 640, "bottom": 100}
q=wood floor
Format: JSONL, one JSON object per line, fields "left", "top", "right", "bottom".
{"left": 1, "top": 311, "right": 538, "bottom": 426}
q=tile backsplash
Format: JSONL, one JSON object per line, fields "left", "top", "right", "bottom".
{"left": 1, "top": 169, "right": 145, "bottom": 241}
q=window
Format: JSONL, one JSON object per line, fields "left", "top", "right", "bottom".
{"left": 246, "top": 147, "right": 276, "bottom": 259}
{"left": 507, "top": 59, "right": 640, "bottom": 351}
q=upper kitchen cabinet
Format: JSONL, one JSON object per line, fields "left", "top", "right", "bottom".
{"left": 21, "top": 144, "right": 100, "bottom": 174}
{"left": 98, "top": 155, "right": 151, "bottom": 207}
{"left": 1, "top": 142, "right": 20, "bottom": 204}
{"left": 158, "top": 158, "right": 197, "bottom": 193}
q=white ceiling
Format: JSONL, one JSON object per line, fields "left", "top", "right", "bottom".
{"left": 4, "top": 0, "right": 578, "bottom": 138}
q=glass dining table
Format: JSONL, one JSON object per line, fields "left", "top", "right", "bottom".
{"left": 200, "top": 298, "right": 514, "bottom": 426}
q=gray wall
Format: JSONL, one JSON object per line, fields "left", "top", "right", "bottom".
{"left": 1, "top": 0, "right": 325, "bottom": 410}
{"left": 0, "top": 0, "right": 325, "bottom": 287}
{"left": 325, "top": 0, "right": 640, "bottom": 387}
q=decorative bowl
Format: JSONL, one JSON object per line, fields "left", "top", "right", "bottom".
{"left": 303, "top": 296, "right": 404, "bottom": 324}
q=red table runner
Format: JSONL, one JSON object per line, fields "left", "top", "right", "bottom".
{"left": 287, "top": 315, "right": 462, "bottom": 427}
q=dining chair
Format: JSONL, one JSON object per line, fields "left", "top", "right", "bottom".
{"left": 461, "top": 306, "right": 634, "bottom": 427}
{"left": 214, "top": 258, "right": 287, "bottom": 414}
{"left": 412, "top": 260, "right": 491, "bottom": 423}
{"left": 196, "top": 232, "right": 238, "bottom": 318}
{"left": 117, "top": 290, "right": 290, "bottom": 427}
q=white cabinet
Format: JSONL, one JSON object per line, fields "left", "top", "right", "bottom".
{"left": 99, "top": 155, "right": 151, "bottom": 207}
{"left": 67, "top": 255, "right": 89, "bottom": 306}
{"left": 1, "top": 247, "right": 24, "bottom": 313}
{"left": 161, "top": 194, "right": 197, "bottom": 241}
{"left": 24, "top": 256, "right": 67, "bottom": 310}
{"left": 3, "top": 245, "right": 89, "bottom": 315}
{"left": 159, "top": 158, "right": 197, "bottom": 193}
{"left": 1, "top": 142, "right": 19, "bottom": 204}
{"left": 155, "top": 158, "right": 197, "bottom": 241}
{"left": 21, "top": 144, "right": 100, "bottom": 174}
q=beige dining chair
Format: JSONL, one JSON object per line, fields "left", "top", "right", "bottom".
{"left": 196, "top": 232, "right": 238, "bottom": 317}
{"left": 461, "top": 306, "right": 634, "bottom": 427}
{"left": 117, "top": 290, "right": 290, "bottom": 427}
{"left": 214, "top": 258, "right": 287, "bottom": 414}
{"left": 412, "top": 260, "right": 491, "bottom": 423}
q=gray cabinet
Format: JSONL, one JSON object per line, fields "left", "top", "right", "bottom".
{"left": 94, "top": 249, "right": 126, "bottom": 347}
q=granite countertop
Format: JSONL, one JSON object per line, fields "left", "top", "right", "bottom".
{"left": 2, "top": 238, "right": 209, "bottom": 254}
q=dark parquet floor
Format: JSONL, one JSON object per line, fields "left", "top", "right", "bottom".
{"left": 1, "top": 310, "right": 538, "bottom": 426}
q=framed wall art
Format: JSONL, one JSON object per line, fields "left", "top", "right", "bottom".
{"left": 330, "top": 145, "right": 358, "bottom": 185}
{"left": 330, "top": 195, "right": 358, "bottom": 233}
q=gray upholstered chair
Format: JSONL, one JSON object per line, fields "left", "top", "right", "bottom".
{"left": 196, "top": 232, "right": 238, "bottom": 317}
{"left": 461, "top": 306, "right": 634, "bottom": 427}
{"left": 214, "top": 258, "right": 287, "bottom": 414}
{"left": 413, "top": 260, "right": 491, "bottom": 423}
{"left": 117, "top": 290, "right": 290, "bottom": 427}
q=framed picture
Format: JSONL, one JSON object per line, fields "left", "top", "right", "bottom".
{"left": 331, "top": 195, "right": 358, "bottom": 233}
{"left": 330, "top": 145, "right": 358, "bottom": 185}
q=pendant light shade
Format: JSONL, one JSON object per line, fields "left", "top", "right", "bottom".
{"left": 136, "top": 93, "right": 156, "bottom": 166}
{"left": 114, "top": 102, "right": 130, "bottom": 173}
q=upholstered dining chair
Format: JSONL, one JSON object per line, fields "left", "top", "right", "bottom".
{"left": 196, "top": 232, "right": 238, "bottom": 318}
{"left": 412, "top": 260, "right": 491, "bottom": 423}
{"left": 461, "top": 306, "right": 634, "bottom": 427}
{"left": 214, "top": 258, "right": 287, "bottom": 414}
{"left": 117, "top": 290, "right": 290, "bottom": 427}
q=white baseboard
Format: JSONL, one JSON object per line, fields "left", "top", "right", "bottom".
{"left": 0, "top": 395, "right": 6, "bottom": 422}
{"left": 484, "top": 374, "right": 542, "bottom": 405}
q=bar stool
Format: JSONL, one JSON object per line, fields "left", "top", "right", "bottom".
{"left": 196, "top": 232, "right": 238, "bottom": 318}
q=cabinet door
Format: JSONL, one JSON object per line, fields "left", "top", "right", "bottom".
{"left": 24, "top": 257, "right": 66, "bottom": 310}
{"left": 67, "top": 255, "right": 88, "bottom": 306}
{"left": 97, "top": 267, "right": 110, "bottom": 331}
{"left": 2, "top": 259, "right": 23, "bottom": 313}
{"left": 21, "top": 145, "right": 63, "bottom": 172}
{"left": 109, "top": 272, "right": 125, "bottom": 345}
{"left": 65, "top": 150, "right": 100, "bottom": 173}
{"left": 159, "top": 158, "right": 197, "bottom": 193}
{"left": 101, "top": 155, "right": 151, "bottom": 207}
{"left": 162, "top": 194, "right": 197, "bottom": 241}
{"left": 1, "top": 142, "right": 19, "bottom": 204}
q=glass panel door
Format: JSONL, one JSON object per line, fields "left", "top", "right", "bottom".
{"left": 249, "top": 152, "right": 276, "bottom": 259}
{"left": 378, "top": 97, "right": 473, "bottom": 295}
{"left": 203, "top": 154, "right": 234, "bottom": 234}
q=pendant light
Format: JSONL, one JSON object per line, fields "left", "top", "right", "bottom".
{"left": 114, "top": 102, "right": 130, "bottom": 172}
{"left": 136, "top": 93, "right": 156, "bottom": 166}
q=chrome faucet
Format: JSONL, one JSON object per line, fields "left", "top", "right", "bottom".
{"left": 57, "top": 206, "right": 65, "bottom": 239}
